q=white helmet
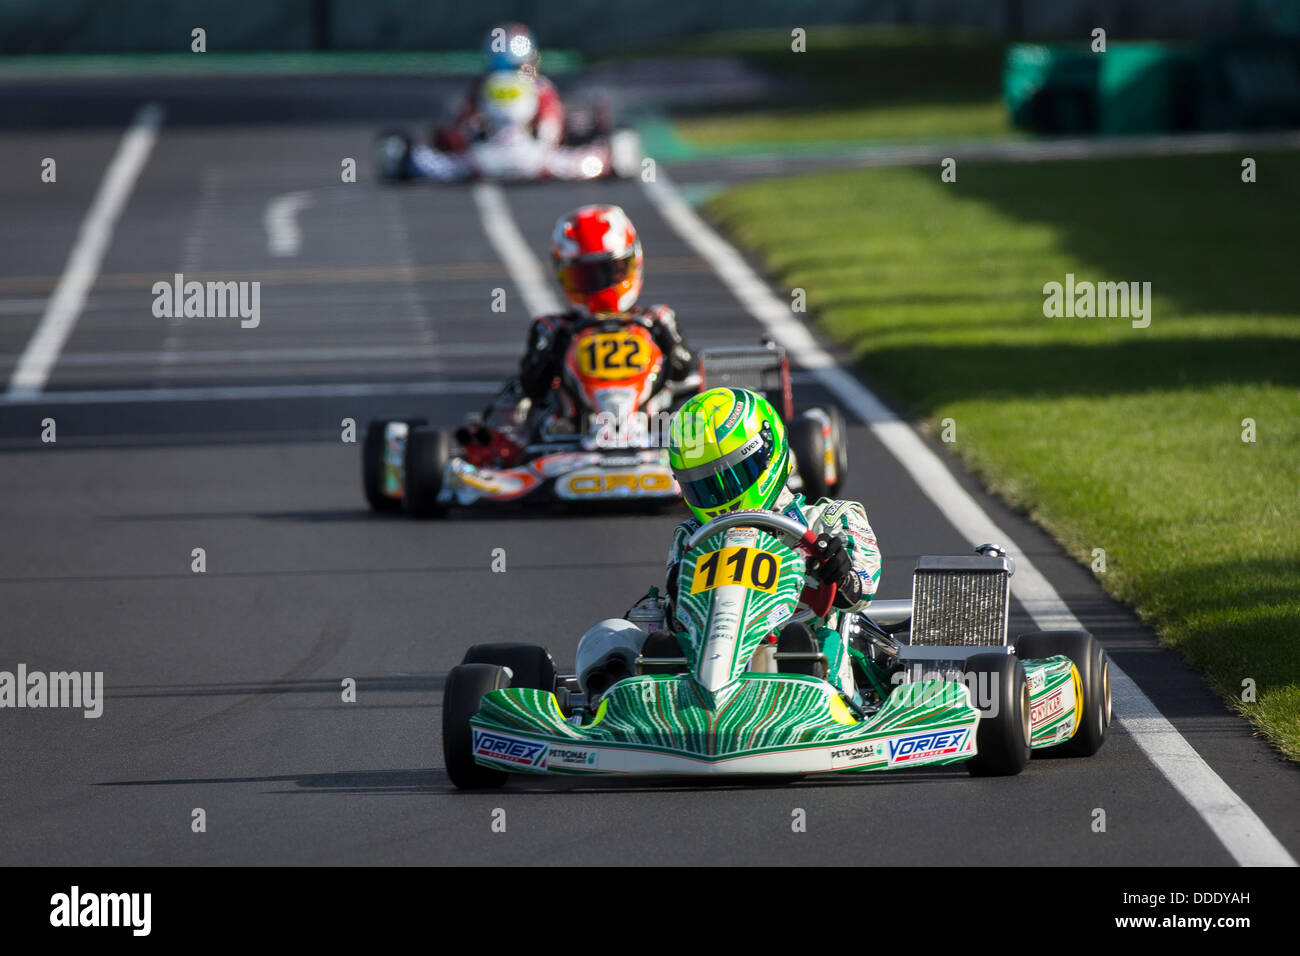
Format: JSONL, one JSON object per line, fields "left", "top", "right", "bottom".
{"left": 575, "top": 618, "right": 646, "bottom": 701}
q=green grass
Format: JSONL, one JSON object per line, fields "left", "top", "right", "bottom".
{"left": 676, "top": 100, "right": 1010, "bottom": 149}
{"left": 646, "top": 26, "right": 1012, "bottom": 147}
{"left": 707, "top": 152, "right": 1300, "bottom": 759}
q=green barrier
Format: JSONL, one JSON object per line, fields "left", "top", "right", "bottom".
{"left": 1006, "top": 39, "right": 1300, "bottom": 134}
{"left": 1098, "top": 43, "right": 1196, "bottom": 134}
{"left": 1003, "top": 44, "right": 1097, "bottom": 134}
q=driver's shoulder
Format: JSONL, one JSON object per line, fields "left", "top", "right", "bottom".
{"left": 634, "top": 304, "right": 676, "bottom": 321}
{"left": 531, "top": 310, "right": 579, "bottom": 329}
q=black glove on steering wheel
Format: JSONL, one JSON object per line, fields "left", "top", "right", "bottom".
{"left": 807, "top": 533, "right": 863, "bottom": 609}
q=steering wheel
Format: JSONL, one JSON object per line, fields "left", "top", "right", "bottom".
{"left": 685, "top": 510, "right": 837, "bottom": 618}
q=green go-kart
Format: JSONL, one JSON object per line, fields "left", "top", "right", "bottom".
{"left": 442, "top": 512, "right": 1111, "bottom": 787}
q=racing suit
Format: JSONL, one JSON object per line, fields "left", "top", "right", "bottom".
{"left": 518, "top": 305, "right": 694, "bottom": 404}
{"left": 435, "top": 73, "right": 565, "bottom": 152}
{"left": 664, "top": 487, "right": 881, "bottom": 614}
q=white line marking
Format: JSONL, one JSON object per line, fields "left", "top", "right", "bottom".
{"left": 642, "top": 169, "right": 1296, "bottom": 867}
{"left": 7, "top": 103, "right": 163, "bottom": 398}
{"left": 471, "top": 182, "right": 562, "bottom": 317}
{"left": 0, "top": 380, "right": 501, "bottom": 406}
{"left": 264, "top": 190, "right": 314, "bottom": 257}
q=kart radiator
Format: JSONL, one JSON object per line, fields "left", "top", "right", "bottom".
{"left": 908, "top": 555, "right": 1011, "bottom": 647}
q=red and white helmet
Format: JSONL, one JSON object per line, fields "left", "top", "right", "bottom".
{"left": 551, "top": 204, "right": 643, "bottom": 315}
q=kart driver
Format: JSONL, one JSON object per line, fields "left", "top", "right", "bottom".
{"left": 574, "top": 387, "right": 879, "bottom": 700}
{"left": 662, "top": 386, "right": 879, "bottom": 614}
{"left": 433, "top": 23, "right": 565, "bottom": 154}
{"left": 463, "top": 203, "right": 693, "bottom": 459}
{"left": 522, "top": 203, "right": 693, "bottom": 403}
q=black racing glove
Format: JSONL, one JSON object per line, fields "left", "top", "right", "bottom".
{"left": 807, "top": 533, "right": 863, "bottom": 609}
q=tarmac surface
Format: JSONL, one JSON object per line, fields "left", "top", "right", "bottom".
{"left": 1, "top": 74, "right": 1296, "bottom": 865}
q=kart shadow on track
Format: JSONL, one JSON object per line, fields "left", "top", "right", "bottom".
{"left": 105, "top": 673, "right": 446, "bottom": 700}
{"left": 101, "top": 763, "right": 972, "bottom": 798}
{"left": 434, "top": 764, "right": 974, "bottom": 795}
{"left": 101, "top": 769, "right": 445, "bottom": 796}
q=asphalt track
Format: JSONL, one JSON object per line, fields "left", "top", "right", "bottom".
{"left": 1, "top": 75, "right": 1298, "bottom": 866}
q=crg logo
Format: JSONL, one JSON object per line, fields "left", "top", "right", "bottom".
{"left": 562, "top": 471, "right": 673, "bottom": 496}
{"left": 886, "top": 729, "right": 970, "bottom": 764}
{"left": 473, "top": 731, "right": 548, "bottom": 767}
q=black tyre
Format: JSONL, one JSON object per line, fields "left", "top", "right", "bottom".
{"left": 442, "top": 663, "right": 511, "bottom": 789}
{"left": 826, "top": 405, "right": 849, "bottom": 497}
{"left": 789, "top": 414, "right": 830, "bottom": 502}
{"left": 462, "top": 643, "right": 557, "bottom": 693}
{"left": 963, "top": 652, "right": 1032, "bottom": 776}
{"left": 363, "top": 418, "right": 424, "bottom": 513}
{"left": 403, "top": 426, "right": 451, "bottom": 519}
{"left": 776, "top": 622, "right": 823, "bottom": 678}
{"left": 1015, "top": 629, "right": 1111, "bottom": 757}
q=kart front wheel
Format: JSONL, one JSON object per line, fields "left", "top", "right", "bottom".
{"left": 963, "top": 653, "right": 1032, "bottom": 776}
{"left": 1015, "top": 629, "right": 1111, "bottom": 756}
{"left": 363, "top": 418, "right": 425, "bottom": 513}
{"left": 443, "top": 663, "right": 512, "bottom": 789}
{"left": 403, "top": 426, "right": 451, "bottom": 519}
{"left": 462, "top": 643, "right": 557, "bottom": 693}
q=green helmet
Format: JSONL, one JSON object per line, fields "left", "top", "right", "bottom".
{"left": 669, "top": 387, "right": 790, "bottom": 523}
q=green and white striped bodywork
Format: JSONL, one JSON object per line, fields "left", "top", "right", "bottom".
{"left": 466, "top": 518, "right": 1085, "bottom": 776}
{"left": 468, "top": 525, "right": 982, "bottom": 777}
{"left": 470, "top": 676, "right": 979, "bottom": 775}
{"left": 673, "top": 526, "right": 805, "bottom": 692}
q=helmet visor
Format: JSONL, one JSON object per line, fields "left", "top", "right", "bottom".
{"left": 678, "top": 439, "right": 772, "bottom": 511}
{"left": 559, "top": 253, "right": 635, "bottom": 294}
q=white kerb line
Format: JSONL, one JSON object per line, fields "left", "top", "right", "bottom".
{"left": 471, "top": 182, "right": 562, "bottom": 317}
{"left": 641, "top": 168, "right": 1295, "bottom": 868}
{"left": 7, "top": 102, "right": 164, "bottom": 398}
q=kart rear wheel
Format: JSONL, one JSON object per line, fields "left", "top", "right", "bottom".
{"left": 443, "top": 663, "right": 511, "bottom": 789}
{"left": 827, "top": 405, "right": 849, "bottom": 497}
{"left": 462, "top": 643, "right": 557, "bottom": 693}
{"left": 403, "top": 426, "right": 451, "bottom": 519}
{"left": 1015, "top": 629, "right": 1111, "bottom": 757}
{"left": 789, "top": 414, "right": 830, "bottom": 503}
{"left": 363, "top": 418, "right": 425, "bottom": 513}
{"left": 963, "top": 653, "right": 1032, "bottom": 776}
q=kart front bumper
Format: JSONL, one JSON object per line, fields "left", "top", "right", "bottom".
{"left": 468, "top": 674, "right": 981, "bottom": 777}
